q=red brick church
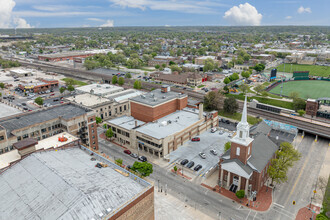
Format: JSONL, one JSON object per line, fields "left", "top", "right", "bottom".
{"left": 218, "top": 96, "right": 278, "bottom": 197}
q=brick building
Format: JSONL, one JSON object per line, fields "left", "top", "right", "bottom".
{"left": 18, "top": 79, "right": 59, "bottom": 93}
{"left": 0, "top": 103, "right": 98, "bottom": 155}
{"left": 218, "top": 97, "right": 278, "bottom": 197}
{"left": 151, "top": 72, "right": 206, "bottom": 87}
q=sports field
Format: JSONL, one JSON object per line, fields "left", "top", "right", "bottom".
{"left": 270, "top": 80, "right": 330, "bottom": 99}
{"left": 275, "top": 64, "right": 330, "bottom": 77}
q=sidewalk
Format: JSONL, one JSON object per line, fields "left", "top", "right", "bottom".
{"left": 295, "top": 205, "right": 320, "bottom": 220}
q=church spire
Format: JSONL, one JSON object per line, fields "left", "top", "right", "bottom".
{"left": 236, "top": 95, "right": 250, "bottom": 140}
{"left": 241, "top": 95, "right": 248, "bottom": 125}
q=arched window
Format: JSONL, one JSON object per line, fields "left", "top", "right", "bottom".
{"left": 236, "top": 147, "right": 240, "bottom": 156}
{"left": 239, "top": 131, "right": 243, "bottom": 138}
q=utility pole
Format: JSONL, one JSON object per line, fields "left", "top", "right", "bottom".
{"left": 218, "top": 212, "right": 221, "bottom": 220}
{"left": 158, "top": 180, "right": 160, "bottom": 192}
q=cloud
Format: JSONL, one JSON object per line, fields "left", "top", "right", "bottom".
{"left": 0, "top": 0, "right": 32, "bottom": 28}
{"left": 100, "top": 20, "right": 114, "bottom": 27}
{"left": 87, "top": 18, "right": 104, "bottom": 22}
{"left": 297, "top": 6, "right": 311, "bottom": 14}
{"left": 285, "top": 16, "right": 292, "bottom": 19}
{"left": 223, "top": 3, "right": 262, "bottom": 26}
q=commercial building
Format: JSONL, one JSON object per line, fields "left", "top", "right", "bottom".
{"left": 107, "top": 86, "right": 219, "bottom": 157}
{"left": 9, "top": 68, "right": 33, "bottom": 77}
{"left": 194, "top": 56, "right": 222, "bottom": 66}
{"left": 151, "top": 72, "right": 207, "bottom": 87}
{"left": 218, "top": 97, "right": 278, "bottom": 197}
{"left": 76, "top": 83, "right": 124, "bottom": 96}
{"left": 148, "top": 55, "right": 178, "bottom": 67}
{"left": 18, "top": 79, "right": 59, "bottom": 93}
{"left": 0, "top": 146, "right": 154, "bottom": 220}
{"left": 0, "top": 103, "right": 98, "bottom": 155}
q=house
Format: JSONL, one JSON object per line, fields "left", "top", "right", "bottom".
{"left": 218, "top": 97, "right": 278, "bottom": 198}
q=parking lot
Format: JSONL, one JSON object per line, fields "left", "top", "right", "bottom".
{"left": 167, "top": 128, "right": 231, "bottom": 177}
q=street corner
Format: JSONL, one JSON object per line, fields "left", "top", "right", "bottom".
{"left": 295, "top": 204, "right": 320, "bottom": 220}
{"left": 171, "top": 168, "right": 193, "bottom": 180}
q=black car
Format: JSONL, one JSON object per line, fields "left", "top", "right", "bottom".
{"left": 186, "top": 161, "right": 195, "bottom": 168}
{"left": 180, "top": 159, "right": 189, "bottom": 165}
{"left": 138, "top": 156, "right": 147, "bottom": 162}
{"left": 53, "top": 99, "right": 59, "bottom": 102}
{"left": 194, "top": 164, "right": 202, "bottom": 171}
{"left": 22, "top": 103, "right": 27, "bottom": 106}
{"left": 23, "top": 107, "right": 29, "bottom": 110}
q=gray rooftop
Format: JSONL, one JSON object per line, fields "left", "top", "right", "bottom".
{"left": 108, "top": 116, "right": 145, "bottom": 131}
{"left": 136, "top": 109, "right": 200, "bottom": 139}
{"left": 0, "top": 103, "right": 89, "bottom": 137}
{"left": 250, "top": 120, "right": 272, "bottom": 136}
{"left": 130, "top": 89, "right": 187, "bottom": 107}
{"left": 0, "top": 148, "right": 147, "bottom": 220}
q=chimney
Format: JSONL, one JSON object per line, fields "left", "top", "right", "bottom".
{"left": 135, "top": 120, "right": 137, "bottom": 127}
{"left": 199, "top": 103, "right": 203, "bottom": 120}
{"left": 161, "top": 85, "right": 169, "bottom": 93}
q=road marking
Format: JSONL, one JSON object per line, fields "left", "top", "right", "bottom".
{"left": 284, "top": 140, "right": 316, "bottom": 206}
{"left": 245, "top": 209, "right": 251, "bottom": 220}
{"left": 252, "top": 211, "right": 258, "bottom": 220}
{"left": 273, "top": 203, "right": 285, "bottom": 208}
{"left": 271, "top": 206, "right": 295, "bottom": 219}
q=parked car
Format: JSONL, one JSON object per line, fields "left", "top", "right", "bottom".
{"left": 124, "top": 149, "right": 131, "bottom": 155}
{"left": 138, "top": 156, "right": 147, "bottom": 162}
{"left": 186, "top": 161, "right": 195, "bottom": 168}
{"left": 191, "top": 137, "right": 200, "bottom": 142}
{"left": 210, "top": 149, "right": 217, "bottom": 155}
{"left": 194, "top": 164, "right": 202, "bottom": 171}
{"left": 180, "top": 159, "right": 189, "bottom": 165}
{"left": 199, "top": 152, "right": 206, "bottom": 159}
{"left": 53, "top": 99, "right": 59, "bottom": 102}
{"left": 23, "top": 107, "right": 29, "bottom": 110}
{"left": 22, "top": 103, "right": 27, "bottom": 106}
{"left": 228, "top": 133, "right": 233, "bottom": 138}
{"left": 50, "top": 93, "right": 55, "bottom": 96}
{"left": 130, "top": 153, "right": 138, "bottom": 158}
{"left": 211, "top": 127, "right": 217, "bottom": 133}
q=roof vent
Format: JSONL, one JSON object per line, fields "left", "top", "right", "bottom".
{"left": 96, "top": 85, "right": 101, "bottom": 87}
{"left": 141, "top": 95, "right": 146, "bottom": 99}
{"left": 151, "top": 93, "right": 154, "bottom": 97}
{"left": 162, "top": 96, "right": 166, "bottom": 99}
{"left": 106, "top": 86, "right": 110, "bottom": 89}
{"left": 153, "top": 98, "right": 157, "bottom": 102}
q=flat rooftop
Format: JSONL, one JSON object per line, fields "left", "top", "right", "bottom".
{"left": 0, "top": 147, "right": 148, "bottom": 220}
{"left": 0, "top": 103, "right": 22, "bottom": 119}
{"left": 106, "top": 89, "right": 144, "bottom": 103}
{"left": 0, "top": 103, "right": 89, "bottom": 137}
{"left": 136, "top": 109, "right": 201, "bottom": 139}
{"left": 76, "top": 84, "right": 124, "bottom": 96}
{"left": 109, "top": 116, "right": 145, "bottom": 131}
{"left": 130, "top": 89, "right": 187, "bottom": 107}
{"left": 35, "top": 132, "right": 79, "bottom": 150}
{"left": 66, "top": 93, "right": 112, "bottom": 107}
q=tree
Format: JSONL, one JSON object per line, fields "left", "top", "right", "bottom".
{"left": 253, "top": 63, "right": 265, "bottom": 72}
{"left": 170, "top": 65, "right": 182, "bottom": 73}
{"left": 204, "top": 91, "right": 223, "bottom": 110}
{"left": 133, "top": 80, "right": 142, "bottom": 89}
{"left": 125, "top": 72, "right": 132, "bottom": 78}
{"left": 223, "top": 86, "right": 229, "bottom": 93}
{"left": 239, "top": 84, "right": 249, "bottom": 94}
{"left": 34, "top": 97, "right": 43, "bottom": 106}
{"left": 293, "top": 98, "right": 306, "bottom": 111}
{"left": 224, "top": 77, "right": 230, "bottom": 84}
{"left": 169, "top": 61, "right": 175, "bottom": 66}
{"left": 254, "top": 84, "right": 264, "bottom": 95}
{"left": 131, "top": 161, "right": 153, "bottom": 177}
{"left": 115, "top": 158, "right": 123, "bottom": 166}
{"left": 236, "top": 190, "right": 245, "bottom": 200}
{"left": 64, "top": 78, "right": 75, "bottom": 86}
{"left": 261, "top": 91, "right": 268, "bottom": 97}
{"left": 203, "top": 58, "right": 216, "bottom": 72}
{"left": 105, "top": 128, "right": 114, "bottom": 139}
{"left": 268, "top": 142, "right": 301, "bottom": 185}
{"left": 241, "top": 71, "right": 251, "bottom": 78}
{"left": 223, "top": 97, "right": 238, "bottom": 114}
{"left": 112, "top": 75, "right": 118, "bottom": 84}
{"left": 118, "top": 77, "right": 125, "bottom": 86}
{"left": 289, "top": 91, "right": 300, "bottom": 100}
{"left": 67, "top": 85, "right": 75, "bottom": 92}
{"left": 229, "top": 73, "right": 239, "bottom": 81}
{"left": 155, "top": 64, "right": 160, "bottom": 70}
{"left": 297, "top": 110, "right": 305, "bottom": 116}
{"left": 173, "top": 166, "right": 178, "bottom": 173}
{"left": 224, "top": 142, "right": 231, "bottom": 151}
{"left": 103, "top": 124, "right": 107, "bottom": 129}
{"left": 59, "top": 87, "right": 66, "bottom": 94}
{"left": 95, "top": 117, "right": 102, "bottom": 124}
{"left": 0, "top": 82, "right": 4, "bottom": 89}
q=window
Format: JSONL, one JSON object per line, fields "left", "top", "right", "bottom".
{"left": 91, "top": 124, "right": 94, "bottom": 128}
{"left": 0, "top": 136, "right": 4, "bottom": 141}
{"left": 120, "top": 106, "right": 122, "bottom": 112}
{"left": 41, "top": 128, "right": 47, "bottom": 133}
{"left": 105, "top": 113, "right": 107, "bottom": 117}
{"left": 124, "top": 105, "right": 127, "bottom": 111}
{"left": 23, "top": 134, "right": 29, "bottom": 139}
{"left": 92, "top": 130, "right": 94, "bottom": 133}
{"left": 92, "top": 136, "right": 95, "bottom": 139}
{"left": 109, "top": 111, "right": 112, "bottom": 116}
{"left": 115, "top": 108, "right": 117, "bottom": 114}
{"left": 239, "top": 131, "right": 243, "bottom": 138}
{"left": 48, "top": 127, "right": 51, "bottom": 131}
{"left": 90, "top": 118, "right": 93, "bottom": 122}
{"left": 236, "top": 147, "right": 240, "bottom": 156}
{"left": 248, "top": 146, "right": 250, "bottom": 155}
{"left": 100, "top": 108, "right": 103, "bottom": 112}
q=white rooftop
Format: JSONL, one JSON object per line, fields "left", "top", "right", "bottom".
{"left": 108, "top": 116, "right": 145, "bottom": 131}
{"left": 76, "top": 84, "right": 124, "bottom": 96}
{"left": 66, "top": 93, "right": 111, "bottom": 107}
{"left": 0, "top": 149, "right": 21, "bottom": 169}
{"left": 105, "top": 89, "right": 144, "bottom": 103}
{"left": 35, "top": 132, "right": 79, "bottom": 150}
{"left": 0, "top": 147, "right": 148, "bottom": 220}
{"left": 0, "top": 103, "right": 22, "bottom": 119}
{"left": 9, "top": 68, "right": 31, "bottom": 74}
{"left": 136, "top": 109, "right": 201, "bottom": 139}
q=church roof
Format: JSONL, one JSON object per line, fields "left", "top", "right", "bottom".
{"left": 221, "top": 159, "right": 253, "bottom": 179}
{"left": 250, "top": 120, "right": 272, "bottom": 136}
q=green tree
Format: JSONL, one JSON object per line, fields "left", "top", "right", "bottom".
{"left": 293, "top": 98, "right": 306, "bottom": 111}
{"left": 224, "top": 142, "right": 231, "bottom": 151}
{"left": 229, "top": 73, "right": 239, "bottom": 81}
{"left": 67, "top": 85, "right": 75, "bottom": 92}
{"left": 170, "top": 65, "right": 182, "bottom": 73}
{"left": 204, "top": 91, "right": 223, "bottom": 110}
{"left": 64, "top": 78, "right": 75, "bottom": 86}
{"left": 203, "top": 58, "right": 216, "bottom": 72}
{"left": 133, "top": 80, "right": 142, "bottom": 89}
{"left": 241, "top": 71, "right": 251, "bottom": 78}
{"left": 125, "top": 72, "right": 132, "bottom": 78}
{"left": 95, "top": 117, "right": 102, "bottom": 124}
{"left": 268, "top": 142, "right": 301, "bottom": 185}
{"left": 289, "top": 91, "right": 300, "bottom": 100}
{"left": 131, "top": 161, "right": 153, "bottom": 177}
{"left": 173, "top": 166, "right": 178, "bottom": 173}
{"left": 155, "top": 64, "right": 160, "bottom": 70}
{"left": 261, "top": 91, "right": 268, "bottom": 97}
{"left": 223, "top": 77, "right": 230, "bottom": 84}
{"left": 59, "top": 87, "right": 66, "bottom": 94}
{"left": 297, "top": 110, "right": 306, "bottom": 116}
{"left": 239, "top": 84, "right": 249, "bottom": 94}
{"left": 105, "top": 128, "right": 114, "bottom": 139}
{"left": 0, "top": 82, "right": 4, "bottom": 89}
{"left": 223, "top": 96, "right": 238, "bottom": 114}
{"left": 254, "top": 84, "right": 264, "bottom": 95}
{"left": 236, "top": 190, "right": 245, "bottom": 199}
{"left": 112, "top": 75, "right": 118, "bottom": 84}
{"left": 34, "top": 97, "right": 44, "bottom": 106}
{"left": 315, "top": 214, "right": 328, "bottom": 220}
{"left": 118, "top": 77, "right": 125, "bottom": 86}
{"left": 115, "top": 158, "right": 123, "bottom": 166}
{"left": 103, "top": 124, "right": 107, "bottom": 129}
{"left": 253, "top": 63, "right": 265, "bottom": 72}
{"left": 169, "top": 61, "right": 176, "bottom": 66}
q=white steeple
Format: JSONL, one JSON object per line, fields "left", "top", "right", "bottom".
{"left": 236, "top": 95, "right": 250, "bottom": 141}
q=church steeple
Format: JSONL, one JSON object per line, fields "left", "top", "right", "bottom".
{"left": 236, "top": 96, "right": 250, "bottom": 140}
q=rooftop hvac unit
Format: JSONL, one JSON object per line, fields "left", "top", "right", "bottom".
{"left": 96, "top": 85, "right": 101, "bottom": 87}
{"left": 153, "top": 98, "right": 157, "bottom": 101}
{"left": 106, "top": 86, "right": 110, "bottom": 89}
{"left": 141, "top": 95, "right": 146, "bottom": 99}
{"left": 162, "top": 96, "right": 166, "bottom": 99}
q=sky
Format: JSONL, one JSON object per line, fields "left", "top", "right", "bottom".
{"left": 0, "top": 0, "right": 329, "bottom": 28}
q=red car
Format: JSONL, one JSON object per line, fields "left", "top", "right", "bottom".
{"left": 124, "top": 149, "right": 131, "bottom": 155}
{"left": 191, "top": 137, "right": 200, "bottom": 142}
{"left": 50, "top": 93, "right": 55, "bottom": 96}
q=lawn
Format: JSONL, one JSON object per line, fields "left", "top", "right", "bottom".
{"left": 270, "top": 80, "right": 330, "bottom": 99}
{"left": 276, "top": 64, "right": 330, "bottom": 77}
{"left": 61, "top": 78, "right": 88, "bottom": 87}
{"left": 218, "top": 110, "right": 262, "bottom": 125}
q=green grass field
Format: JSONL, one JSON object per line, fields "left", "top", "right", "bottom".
{"left": 270, "top": 80, "right": 330, "bottom": 99}
{"left": 61, "top": 78, "right": 88, "bottom": 87}
{"left": 276, "top": 64, "right": 330, "bottom": 77}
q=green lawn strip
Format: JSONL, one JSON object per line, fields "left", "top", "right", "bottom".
{"left": 275, "top": 64, "right": 330, "bottom": 77}
{"left": 218, "top": 110, "right": 261, "bottom": 125}
{"left": 62, "top": 78, "right": 88, "bottom": 86}
{"left": 197, "top": 85, "right": 205, "bottom": 88}
{"left": 318, "top": 176, "right": 330, "bottom": 218}
{"left": 253, "top": 97, "right": 294, "bottom": 110}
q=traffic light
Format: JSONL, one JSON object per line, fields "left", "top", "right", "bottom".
{"left": 292, "top": 201, "right": 296, "bottom": 205}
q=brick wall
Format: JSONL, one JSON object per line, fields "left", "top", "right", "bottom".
{"left": 230, "top": 142, "right": 252, "bottom": 165}
{"left": 88, "top": 115, "right": 98, "bottom": 150}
